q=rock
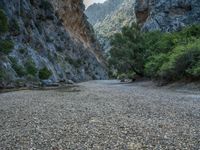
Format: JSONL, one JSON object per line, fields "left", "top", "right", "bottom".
{"left": 66, "top": 80, "right": 74, "bottom": 85}
{"left": 41, "top": 80, "right": 59, "bottom": 87}
{"left": 135, "top": 0, "right": 200, "bottom": 32}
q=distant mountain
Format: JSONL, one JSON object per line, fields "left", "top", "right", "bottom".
{"left": 85, "top": 0, "right": 123, "bottom": 26}
{"left": 94, "top": 0, "right": 136, "bottom": 37}
{"left": 85, "top": 0, "right": 136, "bottom": 51}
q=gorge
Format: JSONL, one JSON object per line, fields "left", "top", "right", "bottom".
{"left": 0, "top": 0, "right": 107, "bottom": 88}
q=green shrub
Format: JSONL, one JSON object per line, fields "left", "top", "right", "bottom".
{"left": 145, "top": 53, "right": 169, "bottom": 78}
{"left": 159, "top": 39, "right": 200, "bottom": 80}
{"left": 40, "top": 0, "right": 53, "bottom": 11}
{"left": 19, "top": 48, "right": 26, "bottom": 54}
{"left": 14, "top": 65, "right": 26, "bottom": 77}
{"left": 25, "top": 60, "right": 37, "bottom": 76}
{"left": 0, "top": 9, "right": 8, "bottom": 34}
{"left": 0, "top": 67, "right": 6, "bottom": 81}
{"left": 26, "top": 74, "right": 36, "bottom": 81}
{"left": 0, "top": 40, "right": 14, "bottom": 54}
{"left": 39, "top": 67, "right": 52, "bottom": 80}
{"left": 9, "top": 19, "right": 20, "bottom": 35}
{"left": 9, "top": 57, "right": 26, "bottom": 77}
{"left": 118, "top": 73, "right": 126, "bottom": 80}
{"left": 187, "top": 61, "right": 200, "bottom": 77}
{"left": 180, "top": 24, "right": 200, "bottom": 39}
{"left": 65, "top": 56, "right": 83, "bottom": 68}
{"left": 109, "top": 24, "right": 200, "bottom": 82}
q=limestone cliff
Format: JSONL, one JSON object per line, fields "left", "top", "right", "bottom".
{"left": 135, "top": 0, "right": 200, "bottom": 31}
{"left": 0, "top": 0, "right": 107, "bottom": 88}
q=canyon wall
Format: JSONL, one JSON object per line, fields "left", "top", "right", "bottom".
{"left": 0, "top": 0, "right": 108, "bottom": 88}
{"left": 135, "top": 0, "right": 200, "bottom": 31}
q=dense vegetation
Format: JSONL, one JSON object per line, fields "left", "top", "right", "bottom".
{"left": 39, "top": 67, "right": 52, "bottom": 80}
{"left": 109, "top": 24, "right": 200, "bottom": 82}
{"left": 0, "top": 9, "right": 8, "bottom": 34}
{"left": 0, "top": 40, "right": 14, "bottom": 54}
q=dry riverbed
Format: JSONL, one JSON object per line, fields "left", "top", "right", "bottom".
{"left": 0, "top": 80, "right": 200, "bottom": 149}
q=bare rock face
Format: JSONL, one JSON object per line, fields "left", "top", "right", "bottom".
{"left": 52, "top": 0, "right": 103, "bottom": 60}
{"left": 0, "top": 0, "right": 108, "bottom": 88}
{"left": 135, "top": 0, "right": 200, "bottom": 31}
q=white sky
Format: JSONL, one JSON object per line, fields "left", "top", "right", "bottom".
{"left": 84, "top": 0, "right": 106, "bottom": 8}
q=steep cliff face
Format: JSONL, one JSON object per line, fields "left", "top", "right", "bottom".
{"left": 52, "top": 0, "right": 103, "bottom": 61}
{"left": 135, "top": 0, "right": 200, "bottom": 31}
{"left": 0, "top": 0, "right": 107, "bottom": 88}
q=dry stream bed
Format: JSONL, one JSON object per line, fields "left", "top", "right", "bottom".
{"left": 0, "top": 80, "right": 200, "bottom": 149}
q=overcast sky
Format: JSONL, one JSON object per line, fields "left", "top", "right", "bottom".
{"left": 84, "top": 0, "right": 106, "bottom": 8}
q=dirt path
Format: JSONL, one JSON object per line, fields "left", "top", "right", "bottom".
{"left": 0, "top": 80, "right": 200, "bottom": 149}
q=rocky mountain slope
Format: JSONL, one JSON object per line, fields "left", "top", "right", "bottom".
{"left": 86, "top": 0, "right": 200, "bottom": 51}
{"left": 93, "top": 0, "right": 136, "bottom": 37}
{"left": 85, "top": 0, "right": 136, "bottom": 50}
{"left": 135, "top": 0, "right": 200, "bottom": 31}
{"left": 85, "top": 0, "right": 123, "bottom": 26}
{"left": 0, "top": 0, "right": 108, "bottom": 88}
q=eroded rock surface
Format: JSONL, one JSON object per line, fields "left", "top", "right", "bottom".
{"left": 0, "top": 0, "right": 108, "bottom": 88}
{"left": 135, "top": 0, "right": 200, "bottom": 31}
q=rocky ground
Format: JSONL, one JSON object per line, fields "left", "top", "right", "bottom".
{"left": 0, "top": 80, "right": 200, "bottom": 149}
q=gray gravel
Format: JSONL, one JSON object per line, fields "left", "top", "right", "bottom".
{"left": 0, "top": 80, "right": 200, "bottom": 149}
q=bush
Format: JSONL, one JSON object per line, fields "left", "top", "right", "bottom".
{"left": 180, "top": 24, "right": 200, "bottom": 39}
{"left": 145, "top": 54, "right": 169, "bottom": 78}
{"left": 25, "top": 60, "right": 37, "bottom": 76}
{"left": 0, "top": 9, "right": 8, "bottom": 34}
{"left": 65, "top": 56, "right": 83, "bottom": 68}
{"left": 159, "top": 39, "right": 200, "bottom": 80}
{"left": 117, "top": 73, "right": 126, "bottom": 80}
{"left": 9, "top": 57, "right": 26, "bottom": 77}
{"left": 9, "top": 19, "right": 20, "bottom": 35}
{"left": 0, "top": 67, "right": 6, "bottom": 81}
{"left": 19, "top": 48, "right": 26, "bottom": 54}
{"left": 109, "top": 23, "right": 200, "bottom": 82}
{"left": 39, "top": 67, "right": 52, "bottom": 80}
{"left": 0, "top": 40, "right": 14, "bottom": 54}
{"left": 40, "top": 0, "right": 53, "bottom": 11}
{"left": 187, "top": 61, "right": 200, "bottom": 77}
{"left": 14, "top": 65, "right": 26, "bottom": 77}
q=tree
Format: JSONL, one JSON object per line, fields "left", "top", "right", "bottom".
{"left": 109, "top": 23, "right": 145, "bottom": 76}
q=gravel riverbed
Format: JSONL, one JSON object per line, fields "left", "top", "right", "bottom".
{"left": 0, "top": 80, "right": 200, "bottom": 149}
